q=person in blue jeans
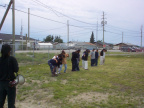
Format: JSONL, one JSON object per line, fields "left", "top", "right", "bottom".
{"left": 0, "top": 44, "right": 19, "bottom": 108}
{"left": 58, "top": 50, "right": 69, "bottom": 73}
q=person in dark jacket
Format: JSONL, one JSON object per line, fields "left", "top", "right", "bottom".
{"left": 71, "top": 50, "right": 80, "bottom": 71}
{"left": 76, "top": 49, "right": 81, "bottom": 71}
{"left": 0, "top": 44, "right": 19, "bottom": 108}
{"left": 82, "top": 49, "right": 90, "bottom": 69}
{"left": 48, "top": 54, "right": 62, "bottom": 76}
{"left": 95, "top": 49, "right": 99, "bottom": 66}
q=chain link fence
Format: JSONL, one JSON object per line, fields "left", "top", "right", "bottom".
{"left": 0, "top": 44, "right": 94, "bottom": 66}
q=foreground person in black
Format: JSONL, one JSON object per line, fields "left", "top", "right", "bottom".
{"left": 0, "top": 44, "right": 19, "bottom": 108}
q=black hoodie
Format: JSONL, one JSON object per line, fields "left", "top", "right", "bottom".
{"left": 0, "top": 56, "right": 19, "bottom": 81}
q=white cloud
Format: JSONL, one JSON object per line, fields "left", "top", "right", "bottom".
{"left": 0, "top": 0, "right": 144, "bottom": 45}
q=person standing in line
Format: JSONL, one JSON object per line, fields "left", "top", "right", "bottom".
{"left": 95, "top": 49, "right": 99, "bottom": 66}
{"left": 71, "top": 50, "right": 79, "bottom": 71}
{"left": 58, "top": 50, "right": 69, "bottom": 73}
{"left": 0, "top": 44, "right": 19, "bottom": 108}
{"left": 76, "top": 49, "right": 81, "bottom": 71}
{"left": 103, "top": 49, "right": 107, "bottom": 64}
{"left": 82, "top": 49, "right": 90, "bottom": 70}
{"left": 100, "top": 49, "right": 106, "bottom": 65}
{"left": 90, "top": 49, "right": 95, "bottom": 66}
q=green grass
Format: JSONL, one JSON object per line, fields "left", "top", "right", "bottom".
{"left": 15, "top": 53, "right": 144, "bottom": 107}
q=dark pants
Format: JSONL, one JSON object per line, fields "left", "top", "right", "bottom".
{"left": 48, "top": 61, "right": 55, "bottom": 75}
{"left": 72, "top": 60, "right": 77, "bottom": 71}
{"left": 77, "top": 60, "right": 80, "bottom": 71}
{"left": 91, "top": 59, "right": 95, "bottom": 66}
{"left": 0, "top": 81, "right": 16, "bottom": 108}
{"left": 95, "top": 58, "right": 98, "bottom": 66}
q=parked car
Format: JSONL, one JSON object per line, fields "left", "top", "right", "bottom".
{"left": 121, "top": 46, "right": 136, "bottom": 52}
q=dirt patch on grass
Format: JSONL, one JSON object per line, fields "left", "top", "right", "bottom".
{"left": 15, "top": 88, "right": 55, "bottom": 108}
{"left": 69, "top": 92, "right": 109, "bottom": 104}
{"left": 61, "top": 79, "right": 68, "bottom": 85}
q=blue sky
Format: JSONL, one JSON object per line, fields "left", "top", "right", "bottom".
{"left": 0, "top": 0, "right": 144, "bottom": 46}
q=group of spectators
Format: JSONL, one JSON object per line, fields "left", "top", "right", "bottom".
{"left": 48, "top": 48, "right": 107, "bottom": 77}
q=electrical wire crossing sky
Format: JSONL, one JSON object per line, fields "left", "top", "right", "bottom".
{"left": 0, "top": 0, "right": 144, "bottom": 46}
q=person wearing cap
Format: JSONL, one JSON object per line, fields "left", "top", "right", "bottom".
{"left": 90, "top": 49, "right": 95, "bottom": 66}
{"left": 82, "top": 49, "right": 90, "bottom": 69}
{"left": 100, "top": 48, "right": 106, "bottom": 65}
{"left": 0, "top": 44, "right": 19, "bottom": 108}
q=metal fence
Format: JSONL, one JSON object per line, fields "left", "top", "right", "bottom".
{"left": 0, "top": 44, "right": 144, "bottom": 66}
{"left": 0, "top": 44, "right": 90, "bottom": 66}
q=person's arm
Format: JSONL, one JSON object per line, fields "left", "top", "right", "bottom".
{"left": 66, "top": 54, "right": 69, "bottom": 57}
{"left": 12, "top": 57, "right": 19, "bottom": 73}
{"left": 53, "top": 59, "right": 58, "bottom": 63}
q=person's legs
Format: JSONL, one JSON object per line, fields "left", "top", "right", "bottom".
{"left": 64, "top": 64, "right": 67, "bottom": 73}
{"left": 48, "top": 61, "right": 54, "bottom": 74}
{"left": 76, "top": 60, "right": 80, "bottom": 71}
{"left": 84, "top": 61, "right": 88, "bottom": 69}
{"left": 0, "top": 81, "right": 7, "bottom": 108}
{"left": 58, "top": 64, "right": 63, "bottom": 73}
{"left": 95, "top": 58, "right": 98, "bottom": 66}
{"left": 8, "top": 86, "right": 16, "bottom": 108}
{"left": 82, "top": 60, "right": 84, "bottom": 69}
{"left": 91, "top": 59, "right": 93, "bottom": 66}
{"left": 92, "top": 59, "right": 95, "bottom": 66}
{"left": 100, "top": 56, "right": 103, "bottom": 65}
{"left": 73, "top": 60, "right": 77, "bottom": 71}
{"left": 72, "top": 60, "right": 75, "bottom": 71}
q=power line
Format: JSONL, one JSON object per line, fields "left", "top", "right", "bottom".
{"left": 106, "top": 25, "right": 140, "bottom": 33}
{"left": 0, "top": 5, "right": 98, "bottom": 31}
{"left": 31, "top": 0, "right": 61, "bottom": 17}
{"left": 31, "top": 26, "right": 66, "bottom": 33}
{"left": 12, "top": 8, "right": 67, "bottom": 25}
{"left": 31, "top": 0, "right": 97, "bottom": 26}
{"left": 106, "top": 30, "right": 141, "bottom": 37}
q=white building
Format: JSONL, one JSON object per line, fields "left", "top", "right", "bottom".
{"left": 0, "top": 33, "right": 38, "bottom": 50}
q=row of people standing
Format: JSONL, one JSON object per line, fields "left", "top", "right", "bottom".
{"left": 90, "top": 48, "right": 106, "bottom": 66}
{"left": 48, "top": 48, "right": 107, "bottom": 76}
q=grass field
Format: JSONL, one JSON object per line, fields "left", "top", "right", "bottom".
{"left": 11, "top": 53, "right": 144, "bottom": 107}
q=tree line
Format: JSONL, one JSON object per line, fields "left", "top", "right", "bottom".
{"left": 44, "top": 32, "right": 102, "bottom": 43}
{"left": 44, "top": 35, "right": 63, "bottom": 43}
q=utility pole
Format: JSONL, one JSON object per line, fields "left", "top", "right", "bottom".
{"left": 20, "top": 19, "right": 23, "bottom": 50}
{"left": 67, "top": 20, "right": 69, "bottom": 46}
{"left": 0, "top": 0, "right": 13, "bottom": 30}
{"left": 122, "top": 32, "right": 123, "bottom": 43}
{"left": 141, "top": 25, "right": 143, "bottom": 47}
{"left": 101, "top": 11, "right": 107, "bottom": 48}
{"left": 96, "top": 20, "right": 98, "bottom": 42}
{"left": 12, "top": 0, "right": 15, "bottom": 56}
{"left": 26, "top": 34, "right": 27, "bottom": 50}
{"left": 28, "top": 8, "right": 30, "bottom": 43}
